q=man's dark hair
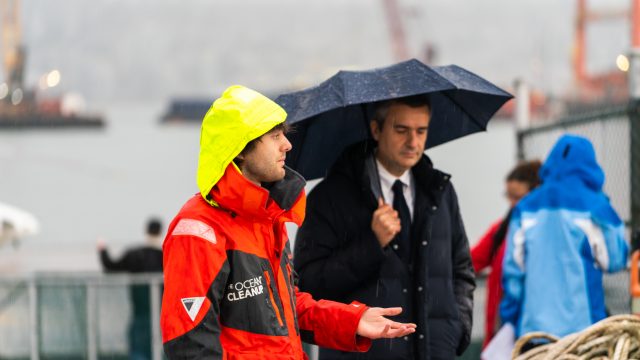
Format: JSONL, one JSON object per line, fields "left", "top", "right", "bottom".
{"left": 371, "top": 94, "right": 431, "bottom": 129}
{"left": 234, "top": 122, "right": 291, "bottom": 166}
{"left": 147, "top": 218, "right": 163, "bottom": 236}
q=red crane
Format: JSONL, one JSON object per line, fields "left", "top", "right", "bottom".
{"left": 381, "top": 0, "right": 435, "bottom": 64}
{"left": 572, "top": 0, "right": 638, "bottom": 103}
{"left": 382, "top": 0, "right": 410, "bottom": 62}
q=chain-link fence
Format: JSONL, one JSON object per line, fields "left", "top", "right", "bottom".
{"left": 516, "top": 102, "right": 640, "bottom": 317}
{"left": 518, "top": 105, "right": 631, "bottom": 224}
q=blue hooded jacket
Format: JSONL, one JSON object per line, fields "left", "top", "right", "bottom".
{"left": 500, "top": 134, "right": 628, "bottom": 338}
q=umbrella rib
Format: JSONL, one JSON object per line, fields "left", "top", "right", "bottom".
{"left": 439, "top": 90, "right": 491, "bottom": 130}
{"left": 336, "top": 72, "right": 349, "bottom": 106}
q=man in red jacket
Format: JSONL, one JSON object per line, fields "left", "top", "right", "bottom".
{"left": 160, "top": 85, "right": 416, "bottom": 359}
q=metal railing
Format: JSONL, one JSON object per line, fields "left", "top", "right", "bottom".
{"left": 0, "top": 271, "right": 489, "bottom": 360}
{"left": 0, "top": 272, "right": 164, "bottom": 360}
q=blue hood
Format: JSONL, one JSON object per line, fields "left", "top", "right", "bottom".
{"left": 539, "top": 134, "right": 604, "bottom": 191}
{"left": 521, "top": 133, "right": 621, "bottom": 229}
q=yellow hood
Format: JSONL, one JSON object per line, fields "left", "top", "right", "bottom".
{"left": 197, "top": 85, "right": 287, "bottom": 204}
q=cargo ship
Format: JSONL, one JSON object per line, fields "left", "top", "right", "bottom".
{"left": 160, "top": 98, "right": 211, "bottom": 124}
{"left": 160, "top": 91, "right": 284, "bottom": 124}
{"left": 0, "top": 87, "right": 103, "bottom": 129}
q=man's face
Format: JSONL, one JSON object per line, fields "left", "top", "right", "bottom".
{"left": 370, "top": 103, "right": 430, "bottom": 176}
{"left": 238, "top": 127, "right": 292, "bottom": 185}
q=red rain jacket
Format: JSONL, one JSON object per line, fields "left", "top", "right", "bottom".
{"left": 471, "top": 219, "right": 506, "bottom": 349}
{"left": 161, "top": 164, "right": 371, "bottom": 359}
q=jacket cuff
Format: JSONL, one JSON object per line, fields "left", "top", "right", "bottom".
{"left": 312, "top": 300, "right": 372, "bottom": 352}
{"left": 349, "top": 301, "right": 372, "bottom": 352}
{"left": 355, "top": 334, "right": 372, "bottom": 352}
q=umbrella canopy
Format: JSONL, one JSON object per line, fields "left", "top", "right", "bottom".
{"left": 0, "top": 201, "right": 39, "bottom": 247}
{"left": 275, "top": 59, "right": 513, "bottom": 180}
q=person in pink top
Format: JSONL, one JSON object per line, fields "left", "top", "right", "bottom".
{"left": 471, "top": 160, "right": 541, "bottom": 348}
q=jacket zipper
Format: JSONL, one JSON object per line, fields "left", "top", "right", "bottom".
{"left": 263, "top": 270, "right": 284, "bottom": 327}
{"left": 285, "top": 263, "right": 299, "bottom": 335}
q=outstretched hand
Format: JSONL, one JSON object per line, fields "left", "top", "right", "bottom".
{"left": 356, "top": 307, "right": 416, "bottom": 339}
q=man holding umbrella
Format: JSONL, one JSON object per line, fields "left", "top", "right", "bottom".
{"left": 279, "top": 59, "right": 511, "bottom": 359}
{"left": 293, "top": 95, "right": 476, "bottom": 359}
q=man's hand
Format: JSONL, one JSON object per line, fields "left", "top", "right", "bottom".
{"left": 371, "top": 198, "right": 400, "bottom": 248}
{"left": 96, "top": 237, "right": 107, "bottom": 251}
{"left": 356, "top": 307, "right": 416, "bottom": 339}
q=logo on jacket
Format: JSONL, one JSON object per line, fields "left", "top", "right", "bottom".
{"left": 226, "top": 276, "right": 264, "bottom": 302}
{"left": 172, "top": 218, "right": 216, "bottom": 244}
{"left": 181, "top": 297, "right": 206, "bottom": 321}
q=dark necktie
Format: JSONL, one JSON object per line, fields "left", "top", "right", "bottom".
{"left": 392, "top": 180, "right": 411, "bottom": 262}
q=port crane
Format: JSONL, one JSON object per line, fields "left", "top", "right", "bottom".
{"left": 381, "top": 0, "right": 435, "bottom": 64}
{"left": 571, "top": 0, "right": 635, "bottom": 103}
{"left": 0, "top": 0, "right": 24, "bottom": 101}
{"left": 0, "top": 0, "right": 103, "bottom": 128}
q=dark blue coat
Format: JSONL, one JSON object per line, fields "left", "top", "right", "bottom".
{"left": 294, "top": 141, "right": 475, "bottom": 360}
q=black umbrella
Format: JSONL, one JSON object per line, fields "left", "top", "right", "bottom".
{"left": 275, "top": 59, "right": 513, "bottom": 180}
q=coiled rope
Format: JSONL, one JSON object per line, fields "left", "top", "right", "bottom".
{"left": 512, "top": 314, "right": 640, "bottom": 360}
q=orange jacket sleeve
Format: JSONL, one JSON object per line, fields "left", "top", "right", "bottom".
{"left": 294, "top": 287, "right": 372, "bottom": 352}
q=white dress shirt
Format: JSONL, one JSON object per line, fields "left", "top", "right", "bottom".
{"left": 376, "top": 159, "right": 415, "bottom": 219}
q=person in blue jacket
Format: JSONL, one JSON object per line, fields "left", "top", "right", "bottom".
{"left": 500, "top": 134, "right": 628, "bottom": 339}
